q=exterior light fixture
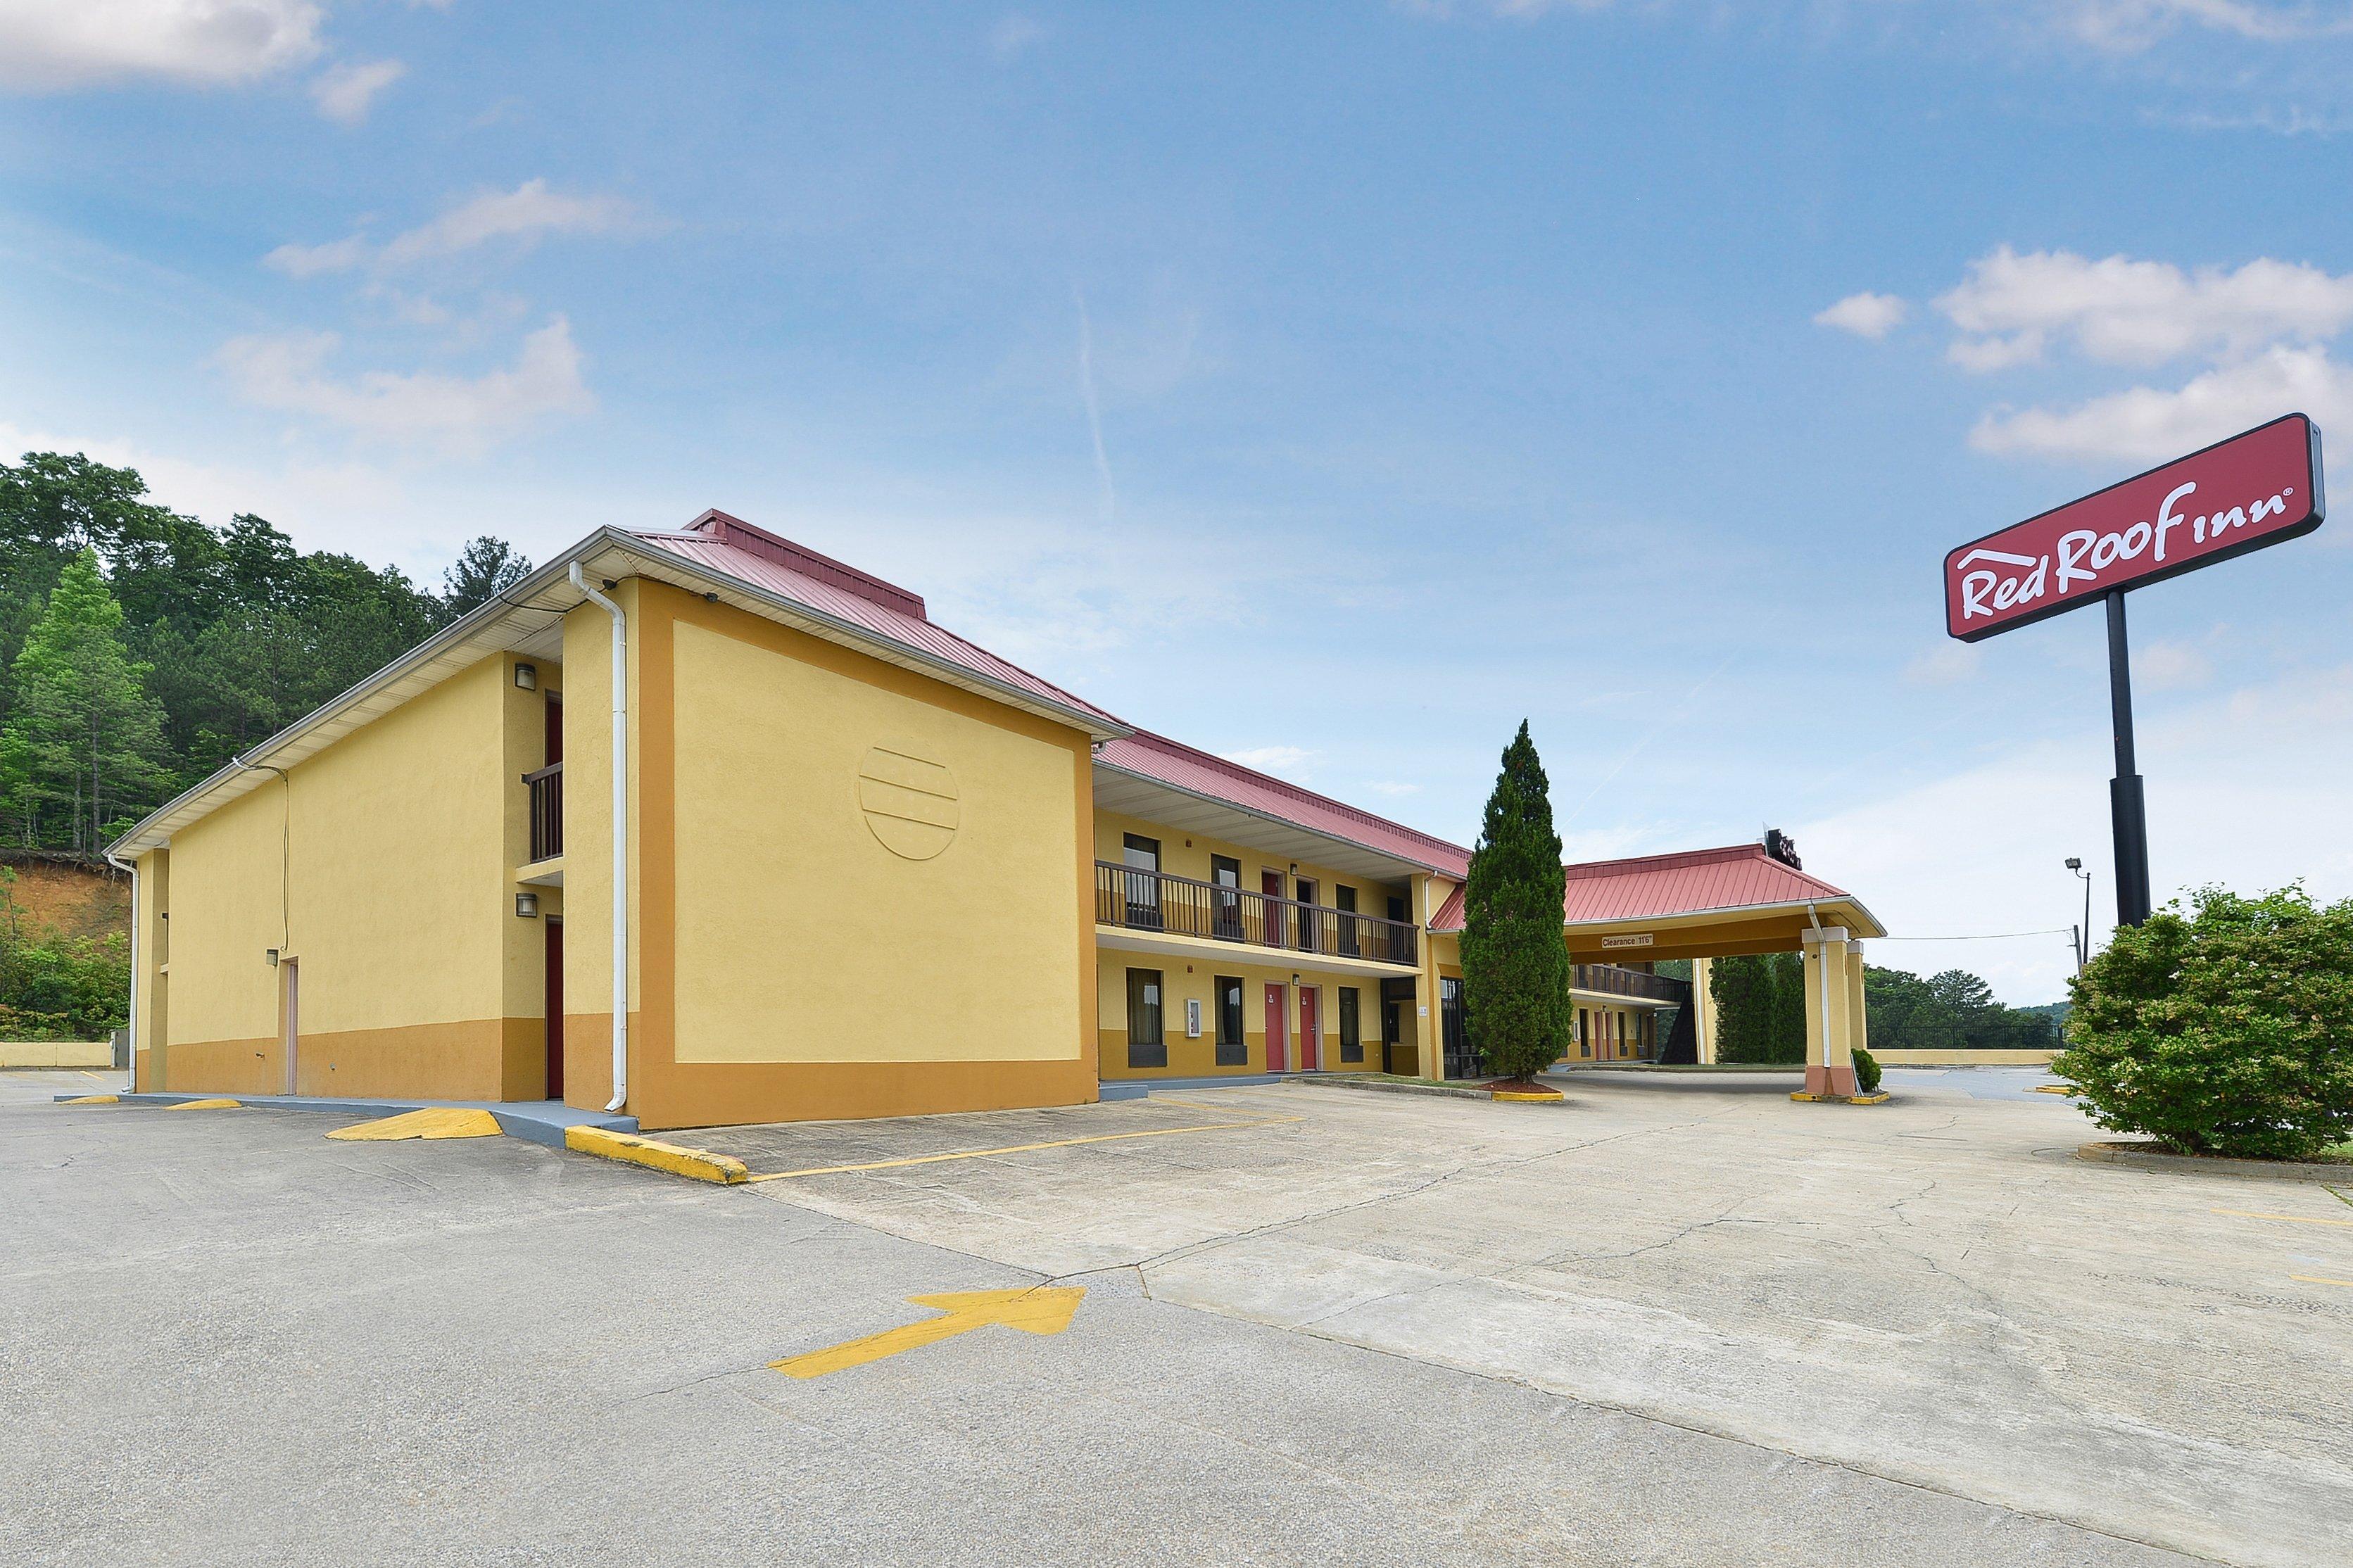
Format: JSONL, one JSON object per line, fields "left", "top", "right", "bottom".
{"left": 515, "top": 893, "right": 540, "bottom": 918}
{"left": 515, "top": 662, "right": 538, "bottom": 690}
{"left": 265, "top": 948, "right": 279, "bottom": 967}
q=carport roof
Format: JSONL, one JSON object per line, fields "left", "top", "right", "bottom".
{"left": 1428, "top": 842, "right": 1884, "bottom": 938}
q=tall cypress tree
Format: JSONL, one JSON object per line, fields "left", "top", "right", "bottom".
{"left": 1459, "top": 721, "right": 1573, "bottom": 1083}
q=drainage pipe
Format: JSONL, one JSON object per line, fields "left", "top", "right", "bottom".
{"left": 102, "top": 847, "right": 138, "bottom": 1092}
{"left": 571, "top": 562, "right": 629, "bottom": 1114}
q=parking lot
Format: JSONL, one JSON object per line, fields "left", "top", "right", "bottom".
{"left": 7, "top": 1070, "right": 2347, "bottom": 1567}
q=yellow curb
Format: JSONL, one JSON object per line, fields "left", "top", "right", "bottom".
{"left": 2033, "top": 1084, "right": 2076, "bottom": 1094}
{"left": 566, "top": 1125, "right": 749, "bottom": 1184}
{"left": 1491, "top": 1089, "right": 1564, "bottom": 1103}
{"left": 1789, "top": 1091, "right": 1889, "bottom": 1104}
{"left": 61, "top": 1094, "right": 120, "bottom": 1105}
{"left": 167, "top": 1098, "right": 241, "bottom": 1111}
{"left": 327, "top": 1107, "right": 503, "bottom": 1142}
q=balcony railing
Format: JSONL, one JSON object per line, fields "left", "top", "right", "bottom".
{"left": 524, "top": 762, "right": 562, "bottom": 863}
{"left": 1095, "top": 861, "right": 1418, "bottom": 966}
{"left": 1572, "top": 962, "right": 1689, "bottom": 1004}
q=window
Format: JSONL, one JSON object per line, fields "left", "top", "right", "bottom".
{"left": 1122, "top": 835, "right": 1161, "bottom": 929}
{"left": 1211, "top": 855, "right": 1242, "bottom": 941}
{"left": 1127, "top": 968, "right": 1166, "bottom": 1068}
{"left": 1339, "top": 987, "right": 1362, "bottom": 1062}
{"left": 1215, "top": 975, "right": 1246, "bottom": 1066}
{"left": 1336, "top": 885, "right": 1359, "bottom": 957}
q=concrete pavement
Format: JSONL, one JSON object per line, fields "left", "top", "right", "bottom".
{"left": 5, "top": 1081, "right": 2341, "bottom": 1566}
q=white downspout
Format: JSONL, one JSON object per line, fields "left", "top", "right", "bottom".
{"left": 103, "top": 847, "right": 138, "bottom": 1092}
{"left": 571, "top": 562, "right": 629, "bottom": 1114}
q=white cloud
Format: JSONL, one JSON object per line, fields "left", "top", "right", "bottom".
{"left": 1801, "top": 666, "right": 2353, "bottom": 1003}
{"left": 264, "top": 232, "right": 370, "bottom": 278}
{"left": 1903, "top": 643, "right": 1982, "bottom": 687}
{"left": 1938, "top": 247, "right": 2353, "bottom": 369}
{"left": 265, "top": 179, "right": 638, "bottom": 277}
{"left": 1814, "top": 291, "right": 1910, "bottom": 340}
{"left": 1971, "top": 342, "right": 2353, "bottom": 463}
{"left": 215, "top": 316, "right": 594, "bottom": 453}
{"left": 0, "top": 0, "right": 323, "bottom": 89}
{"left": 988, "top": 15, "right": 1047, "bottom": 59}
{"left": 2136, "top": 638, "right": 2216, "bottom": 690}
{"left": 309, "top": 56, "right": 401, "bottom": 124}
{"left": 1221, "top": 745, "right": 1316, "bottom": 779}
{"left": 2057, "top": 0, "right": 2348, "bottom": 51}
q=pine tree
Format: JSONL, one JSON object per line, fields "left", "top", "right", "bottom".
{"left": 1459, "top": 721, "right": 1574, "bottom": 1083}
{"left": 441, "top": 536, "right": 534, "bottom": 618}
{"left": 0, "top": 550, "right": 169, "bottom": 852}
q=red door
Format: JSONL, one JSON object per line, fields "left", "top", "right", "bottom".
{"left": 1298, "top": 986, "right": 1321, "bottom": 1071}
{"left": 1264, "top": 983, "right": 1287, "bottom": 1072}
{"left": 1260, "top": 870, "right": 1286, "bottom": 947}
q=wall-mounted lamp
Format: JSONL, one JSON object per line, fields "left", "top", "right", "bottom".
{"left": 265, "top": 948, "right": 279, "bottom": 967}
{"left": 1291, "top": 973, "right": 1300, "bottom": 986}
{"left": 514, "top": 662, "right": 538, "bottom": 690}
{"left": 515, "top": 892, "right": 540, "bottom": 918}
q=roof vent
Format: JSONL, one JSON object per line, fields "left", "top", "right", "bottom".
{"left": 683, "top": 510, "right": 927, "bottom": 621}
{"left": 1763, "top": 828, "right": 1802, "bottom": 869}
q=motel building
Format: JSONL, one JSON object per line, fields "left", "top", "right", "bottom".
{"left": 111, "top": 512, "right": 1887, "bottom": 1131}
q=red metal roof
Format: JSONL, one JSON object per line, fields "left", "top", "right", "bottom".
{"left": 1095, "top": 731, "right": 1472, "bottom": 878}
{"left": 1429, "top": 842, "right": 1861, "bottom": 932}
{"left": 630, "top": 516, "right": 1121, "bottom": 732}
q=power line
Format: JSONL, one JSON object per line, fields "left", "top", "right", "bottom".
{"left": 1873, "top": 928, "right": 2075, "bottom": 942}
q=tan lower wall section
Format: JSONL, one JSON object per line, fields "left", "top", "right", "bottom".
{"left": 1871, "top": 1048, "right": 2059, "bottom": 1067}
{"left": 160, "top": 1018, "right": 540, "bottom": 1101}
{"left": 631, "top": 1056, "right": 1099, "bottom": 1132}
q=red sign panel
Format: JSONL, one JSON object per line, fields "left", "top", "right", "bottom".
{"left": 1944, "top": 413, "right": 2324, "bottom": 642}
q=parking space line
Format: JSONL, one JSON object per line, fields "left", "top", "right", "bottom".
{"left": 743, "top": 1113, "right": 1302, "bottom": 1182}
{"left": 2290, "top": 1275, "right": 2353, "bottom": 1289}
{"left": 2212, "top": 1208, "right": 2353, "bottom": 1228}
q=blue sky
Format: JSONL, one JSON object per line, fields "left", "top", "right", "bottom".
{"left": 7, "top": 1, "right": 2353, "bottom": 1001}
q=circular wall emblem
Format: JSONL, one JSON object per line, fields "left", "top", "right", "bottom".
{"left": 857, "top": 744, "right": 961, "bottom": 860}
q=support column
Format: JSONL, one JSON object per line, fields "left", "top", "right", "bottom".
{"left": 1800, "top": 927, "right": 1857, "bottom": 1097}
{"left": 1845, "top": 942, "right": 1869, "bottom": 1061}
{"left": 1692, "top": 957, "right": 1716, "bottom": 1065}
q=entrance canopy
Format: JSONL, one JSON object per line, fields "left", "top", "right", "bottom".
{"left": 1554, "top": 842, "right": 1885, "bottom": 962}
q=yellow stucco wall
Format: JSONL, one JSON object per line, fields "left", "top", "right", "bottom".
{"left": 152, "top": 655, "right": 531, "bottom": 1100}
{"left": 603, "top": 583, "right": 1099, "bottom": 1130}
{"left": 670, "top": 614, "right": 1083, "bottom": 1065}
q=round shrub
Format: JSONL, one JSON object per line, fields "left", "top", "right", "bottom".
{"left": 2056, "top": 885, "right": 2353, "bottom": 1161}
{"left": 1849, "top": 1044, "right": 1881, "bottom": 1094}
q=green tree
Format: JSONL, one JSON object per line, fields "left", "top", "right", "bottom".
{"left": 441, "top": 536, "right": 534, "bottom": 618}
{"left": 1459, "top": 721, "right": 1573, "bottom": 1082}
{"left": 1713, "top": 951, "right": 1807, "bottom": 1063}
{"left": 0, "top": 550, "right": 170, "bottom": 852}
{"left": 2057, "top": 885, "right": 2353, "bottom": 1161}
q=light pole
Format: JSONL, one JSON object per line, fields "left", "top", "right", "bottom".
{"left": 2065, "top": 857, "right": 2092, "bottom": 973}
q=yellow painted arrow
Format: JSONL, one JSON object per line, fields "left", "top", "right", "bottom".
{"left": 770, "top": 1287, "right": 1085, "bottom": 1379}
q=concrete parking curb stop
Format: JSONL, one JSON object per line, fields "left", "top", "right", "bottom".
{"left": 1295, "top": 1076, "right": 1492, "bottom": 1101}
{"left": 2075, "top": 1140, "right": 2353, "bottom": 1184}
{"left": 565, "top": 1125, "right": 751, "bottom": 1184}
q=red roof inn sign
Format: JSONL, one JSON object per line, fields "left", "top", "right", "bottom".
{"left": 1942, "top": 413, "right": 2326, "bottom": 928}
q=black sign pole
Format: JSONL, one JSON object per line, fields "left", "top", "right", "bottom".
{"left": 2104, "top": 588, "right": 2152, "bottom": 927}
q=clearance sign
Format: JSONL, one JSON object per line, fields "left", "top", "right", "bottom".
{"left": 1942, "top": 412, "right": 2324, "bottom": 929}
{"left": 1945, "top": 413, "right": 2323, "bottom": 641}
